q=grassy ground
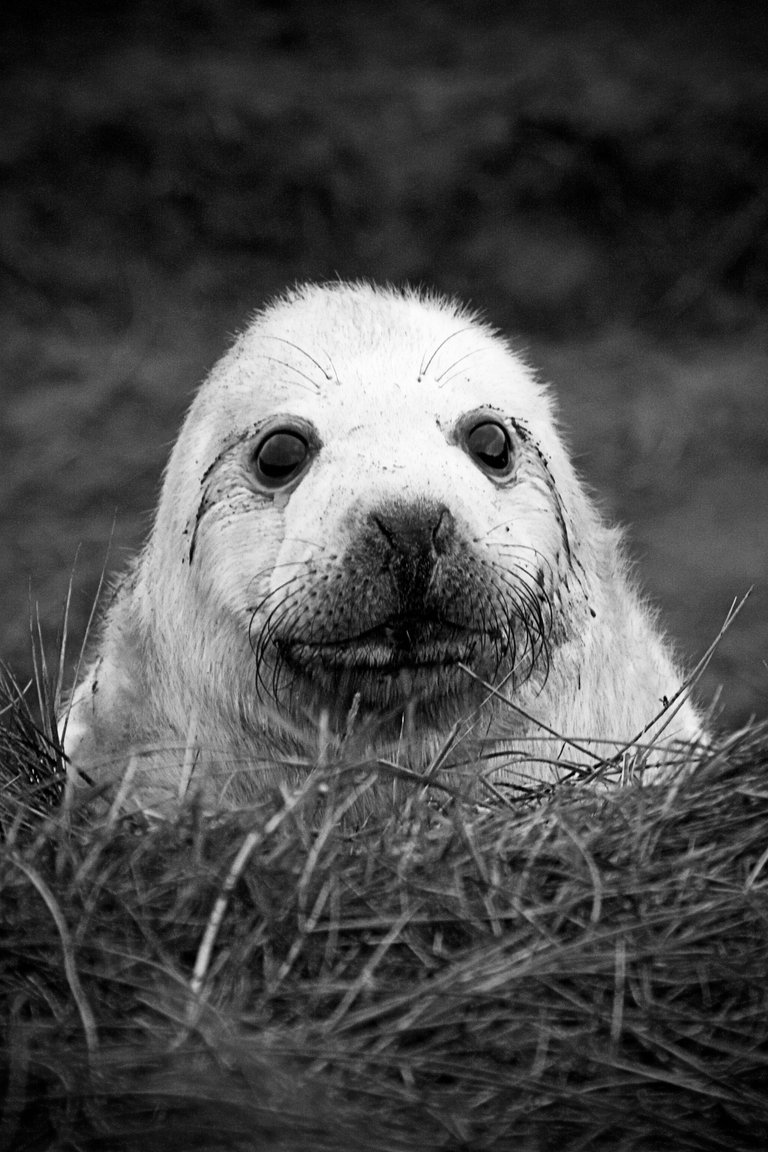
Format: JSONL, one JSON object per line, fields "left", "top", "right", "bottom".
{"left": 1, "top": 664, "right": 768, "bottom": 1150}
{"left": 1, "top": 0, "right": 767, "bottom": 724}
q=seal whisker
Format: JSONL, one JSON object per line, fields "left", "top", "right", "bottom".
{"left": 483, "top": 561, "right": 553, "bottom": 684}
{"left": 263, "top": 334, "right": 334, "bottom": 382}
{"left": 245, "top": 560, "right": 314, "bottom": 598}
{"left": 479, "top": 581, "right": 513, "bottom": 680}
{"left": 254, "top": 354, "right": 323, "bottom": 395}
{"left": 417, "top": 325, "right": 477, "bottom": 382}
{"left": 249, "top": 573, "right": 309, "bottom": 697}
{"left": 324, "top": 352, "right": 341, "bottom": 387}
{"left": 490, "top": 543, "right": 557, "bottom": 589}
{"left": 248, "top": 570, "right": 308, "bottom": 621}
{"left": 435, "top": 347, "right": 493, "bottom": 387}
{"left": 282, "top": 537, "right": 329, "bottom": 553}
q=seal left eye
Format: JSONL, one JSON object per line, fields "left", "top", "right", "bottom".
{"left": 253, "top": 430, "right": 309, "bottom": 487}
{"left": 466, "top": 420, "right": 513, "bottom": 475}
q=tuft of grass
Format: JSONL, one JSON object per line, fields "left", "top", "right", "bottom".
{"left": 2, "top": 655, "right": 768, "bottom": 1150}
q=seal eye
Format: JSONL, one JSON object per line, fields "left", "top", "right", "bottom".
{"left": 466, "top": 420, "right": 513, "bottom": 475}
{"left": 253, "top": 430, "right": 309, "bottom": 488}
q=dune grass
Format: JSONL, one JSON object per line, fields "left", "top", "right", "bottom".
{"left": 2, "top": 649, "right": 767, "bottom": 1150}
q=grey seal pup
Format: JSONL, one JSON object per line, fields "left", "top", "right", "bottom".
{"left": 63, "top": 282, "right": 702, "bottom": 807}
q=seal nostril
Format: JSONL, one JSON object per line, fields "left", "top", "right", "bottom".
{"left": 371, "top": 513, "right": 397, "bottom": 547}
{"left": 432, "top": 506, "right": 456, "bottom": 554}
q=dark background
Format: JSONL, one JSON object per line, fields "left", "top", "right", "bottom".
{"left": 2, "top": 0, "right": 767, "bottom": 727}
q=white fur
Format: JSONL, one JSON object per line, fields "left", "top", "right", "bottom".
{"left": 64, "top": 282, "right": 702, "bottom": 808}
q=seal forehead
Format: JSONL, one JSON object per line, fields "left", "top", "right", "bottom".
{"left": 214, "top": 283, "right": 550, "bottom": 440}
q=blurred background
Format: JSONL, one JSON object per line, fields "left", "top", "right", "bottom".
{"left": 1, "top": 0, "right": 766, "bottom": 729}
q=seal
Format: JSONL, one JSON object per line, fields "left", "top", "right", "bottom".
{"left": 63, "top": 282, "right": 703, "bottom": 807}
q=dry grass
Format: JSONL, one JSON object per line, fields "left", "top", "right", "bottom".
{"left": 2, "top": 653, "right": 767, "bottom": 1151}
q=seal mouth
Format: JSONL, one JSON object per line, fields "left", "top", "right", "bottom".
{"left": 279, "top": 613, "right": 487, "bottom": 674}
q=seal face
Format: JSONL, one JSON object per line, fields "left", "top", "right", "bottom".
{"left": 255, "top": 494, "right": 550, "bottom": 720}
{"left": 63, "top": 282, "right": 703, "bottom": 805}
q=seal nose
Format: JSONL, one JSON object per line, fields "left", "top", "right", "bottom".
{"left": 368, "top": 501, "right": 456, "bottom": 604}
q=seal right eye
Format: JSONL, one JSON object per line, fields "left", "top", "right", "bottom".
{"left": 252, "top": 430, "right": 309, "bottom": 488}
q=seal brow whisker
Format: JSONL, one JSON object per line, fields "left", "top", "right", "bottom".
{"left": 254, "top": 354, "right": 323, "bottom": 394}
{"left": 418, "top": 326, "right": 477, "bottom": 381}
{"left": 435, "top": 346, "right": 492, "bottom": 386}
{"left": 324, "top": 352, "right": 341, "bottom": 386}
{"left": 263, "top": 335, "right": 334, "bottom": 381}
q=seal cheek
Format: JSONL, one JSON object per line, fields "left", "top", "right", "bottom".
{"left": 272, "top": 491, "right": 291, "bottom": 513}
{"left": 189, "top": 499, "right": 284, "bottom": 620}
